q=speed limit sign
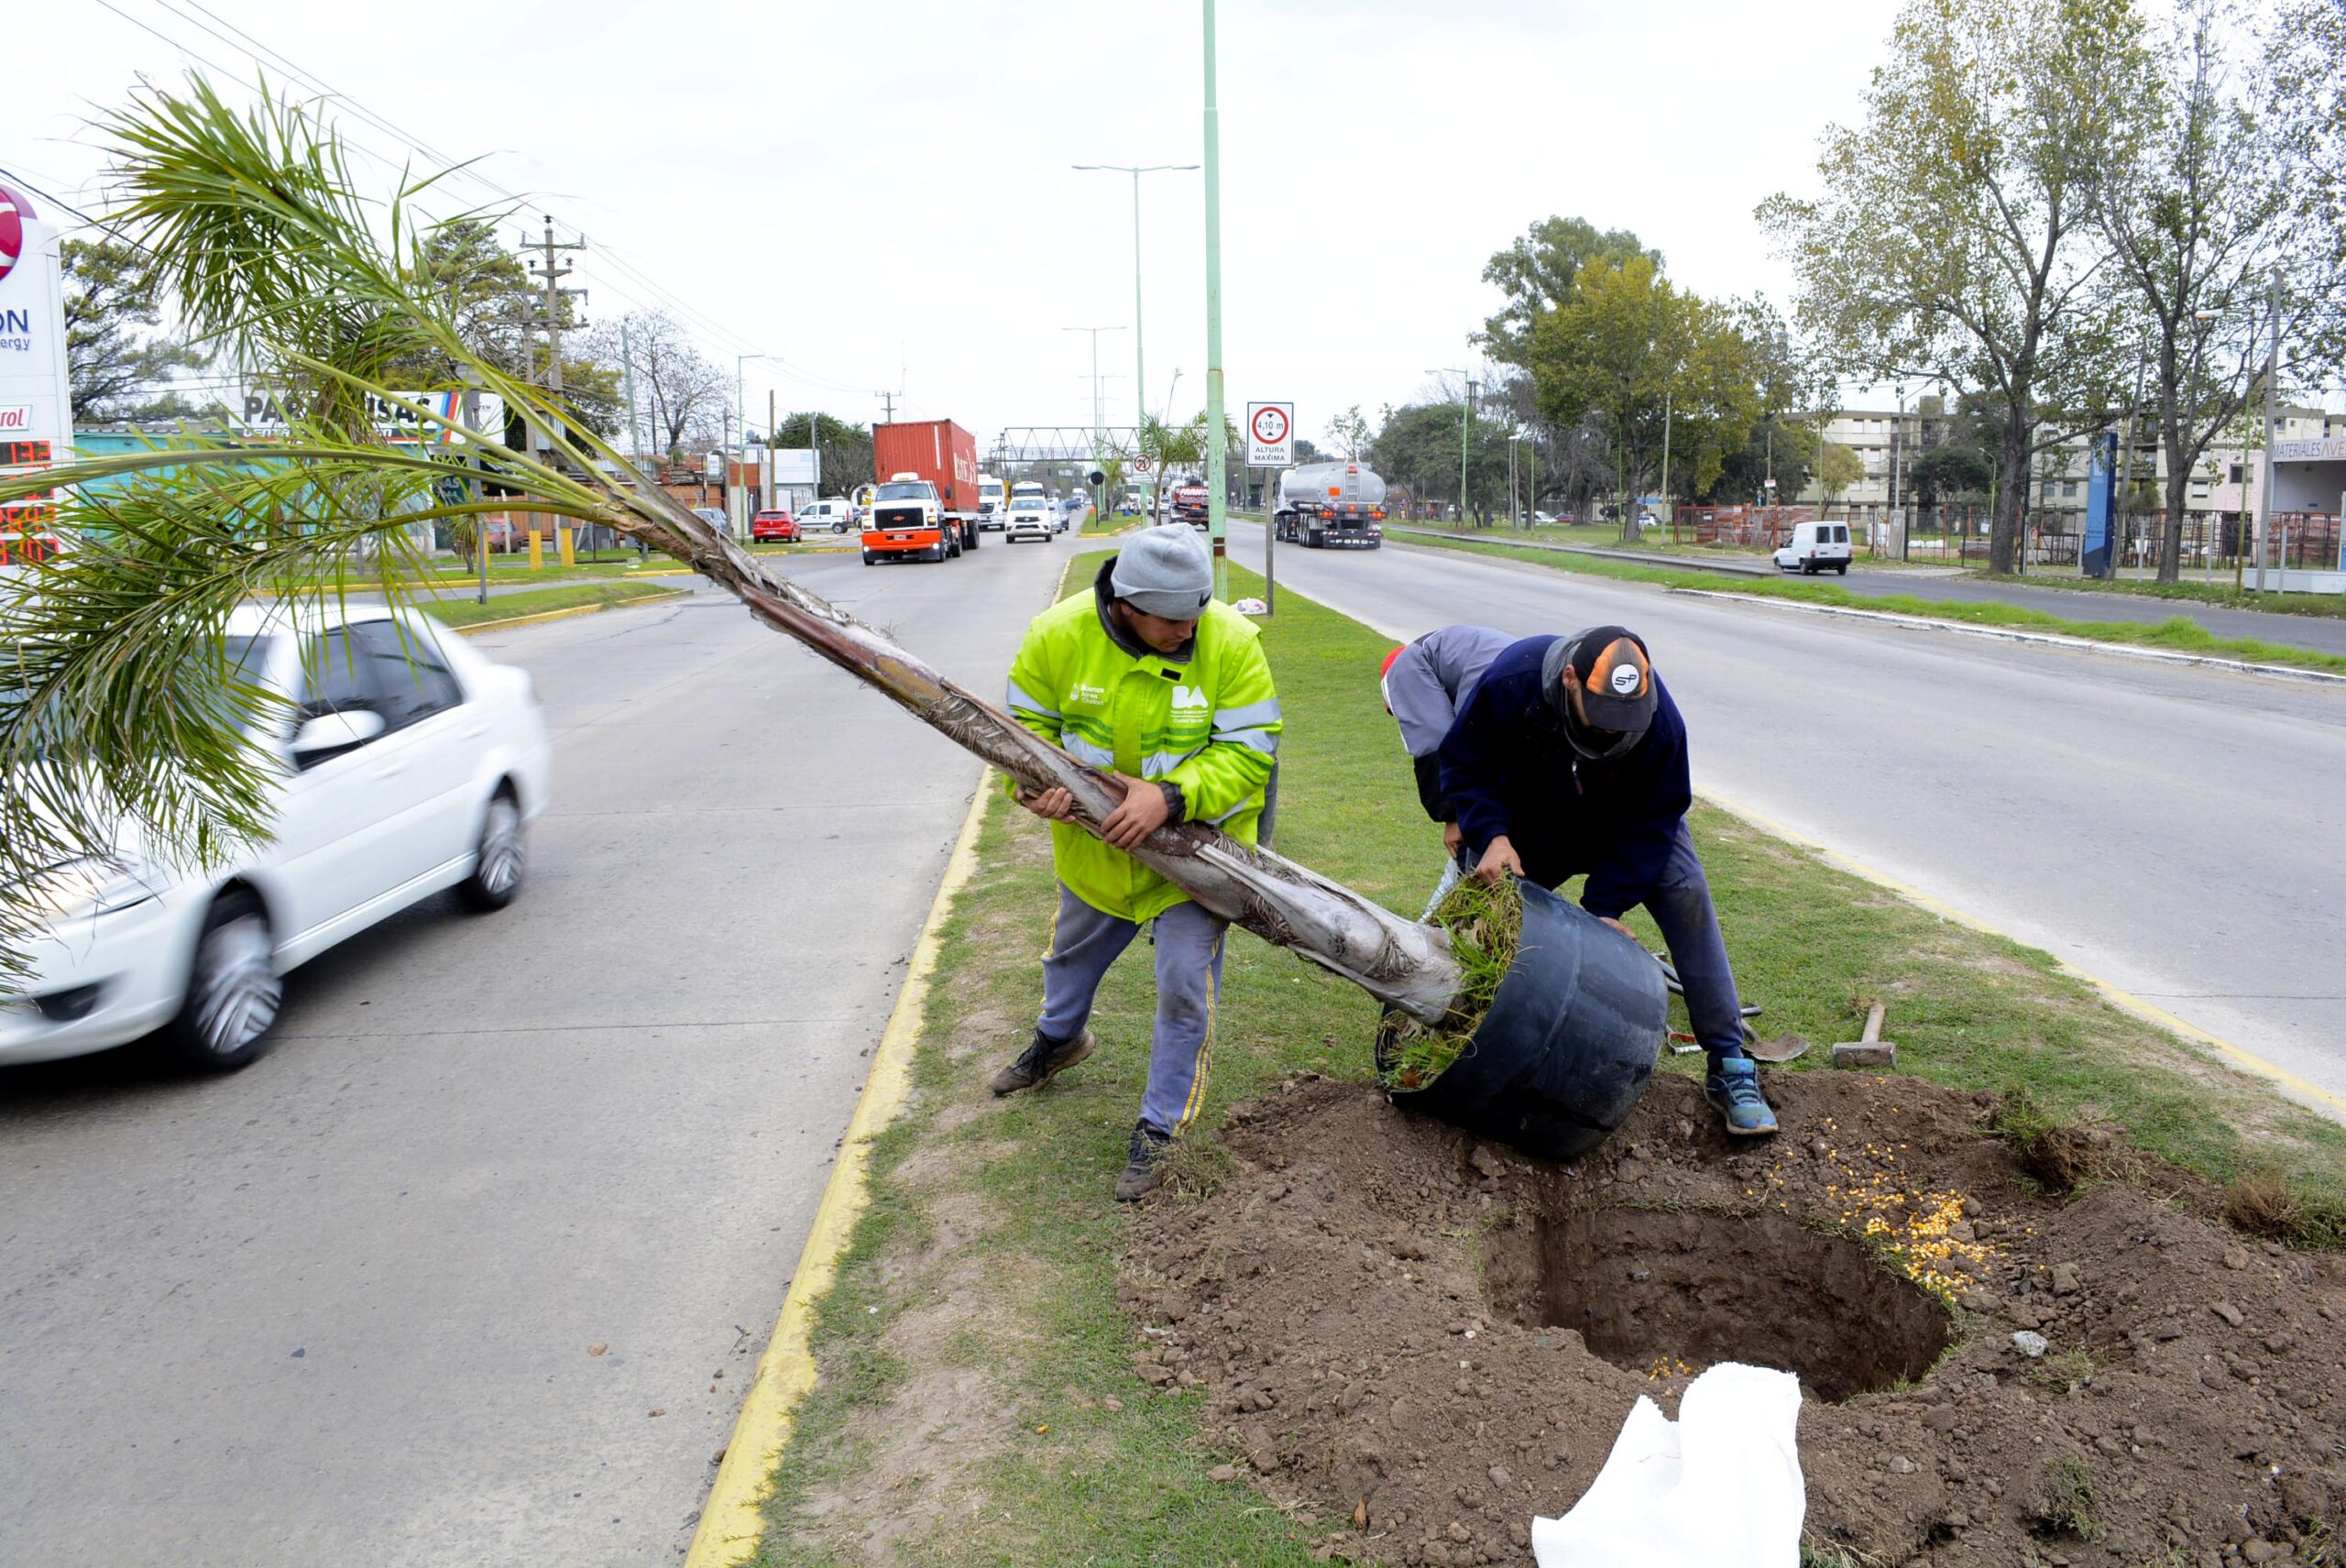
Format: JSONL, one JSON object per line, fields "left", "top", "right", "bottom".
{"left": 1245, "top": 401, "right": 1295, "bottom": 466}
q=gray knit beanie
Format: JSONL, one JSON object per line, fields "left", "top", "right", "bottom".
{"left": 1109, "top": 525, "right": 1213, "bottom": 619}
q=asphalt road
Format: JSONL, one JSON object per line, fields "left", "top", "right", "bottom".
{"left": 1235, "top": 520, "right": 2346, "bottom": 1109}
{"left": 0, "top": 529, "right": 1078, "bottom": 1565}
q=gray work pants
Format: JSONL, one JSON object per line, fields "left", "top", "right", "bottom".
{"left": 1035, "top": 883, "right": 1226, "bottom": 1137}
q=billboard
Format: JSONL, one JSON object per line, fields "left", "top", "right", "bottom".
{"left": 0, "top": 181, "right": 72, "bottom": 561}
{"left": 774, "top": 447, "right": 819, "bottom": 487}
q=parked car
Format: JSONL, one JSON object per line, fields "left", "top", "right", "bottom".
{"left": 801, "top": 498, "right": 854, "bottom": 533}
{"left": 1532, "top": 510, "right": 1557, "bottom": 525}
{"left": 1004, "top": 495, "right": 1056, "bottom": 543}
{"left": 691, "top": 506, "right": 729, "bottom": 533}
{"left": 751, "top": 509, "right": 799, "bottom": 543}
{"left": 1773, "top": 520, "right": 1853, "bottom": 575}
{"left": 0, "top": 605, "right": 551, "bottom": 1073}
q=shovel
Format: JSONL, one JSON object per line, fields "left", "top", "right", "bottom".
{"left": 1654, "top": 957, "right": 1811, "bottom": 1063}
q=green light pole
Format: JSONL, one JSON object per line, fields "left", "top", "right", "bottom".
{"left": 1431, "top": 367, "right": 1472, "bottom": 524}
{"left": 1201, "top": 0, "right": 1228, "bottom": 593}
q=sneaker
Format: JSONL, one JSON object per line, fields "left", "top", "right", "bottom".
{"left": 1114, "top": 1120, "right": 1173, "bottom": 1202}
{"left": 988, "top": 1027, "right": 1095, "bottom": 1097}
{"left": 1705, "top": 1057, "right": 1780, "bottom": 1137}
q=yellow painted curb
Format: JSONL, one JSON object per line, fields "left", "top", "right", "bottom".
{"left": 449, "top": 587, "right": 689, "bottom": 637}
{"left": 683, "top": 778, "right": 993, "bottom": 1568}
{"left": 1698, "top": 786, "right": 2346, "bottom": 1121}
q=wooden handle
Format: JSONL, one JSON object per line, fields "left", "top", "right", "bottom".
{"left": 1861, "top": 1003, "right": 1887, "bottom": 1044}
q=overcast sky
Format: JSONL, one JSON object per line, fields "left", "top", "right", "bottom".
{"left": 6, "top": 1, "right": 1900, "bottom": 455}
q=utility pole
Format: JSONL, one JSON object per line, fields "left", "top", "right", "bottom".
{"left": 1463, "top": 379, "right": 1474, "bottom": 525}
{"left": 1202, "top": 0, "right": 1229, "bottom": 589}
{"left": 2255, "top": 266, "right": 2280, "bottom": 593}
{"left": 877, "top": 389, "right": 898, "bottom": 423}
{"left": 1661, "top": 389, "right": 1673, "bottom": 523}
{"left": 1073, "top": 160, "right": 1200, "bottom": 511}
{"left": 1890, "top": 384, "right": 1907, "bottom": 560}
{"left": 522, "top": 216, "right": 586, "bottom": 556}
{"left": 619, "top": 315, "right": 644, "bottom": 468}
{"left": 1063, "top": 326, "right": 1124, "bottom": 525}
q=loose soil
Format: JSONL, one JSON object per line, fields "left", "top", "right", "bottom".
{"left": 1125, "top": 1071, "right": 2346, "bottom": 1566}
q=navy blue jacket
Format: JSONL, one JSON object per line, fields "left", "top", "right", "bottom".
{"left": 1435, "top": 634, "right": 1692, "bottom": 918}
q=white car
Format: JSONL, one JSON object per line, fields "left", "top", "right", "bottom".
{"left": 1004, "top": 498, "right": 1055, "bottom": 543}
{"left": 0, "top": 604, "right": 552, "bottom": 1072}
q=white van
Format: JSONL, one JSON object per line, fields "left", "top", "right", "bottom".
{"left": 1774, "top": 521, "right": 1852, "bottom": 576}
{"left": 801, "top": 497, "right": 854, "bottom": 534}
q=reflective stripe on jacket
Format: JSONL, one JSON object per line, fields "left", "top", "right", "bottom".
{"left": 1003, "top": 560, "right": 1280, "bottom": 923}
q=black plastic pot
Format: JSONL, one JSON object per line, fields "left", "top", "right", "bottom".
{"left": 1401, "top": 877, "right": 1667, "bottom": 1161}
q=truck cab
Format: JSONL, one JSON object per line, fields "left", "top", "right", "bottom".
{"left": 977, "top": 475, "right": 1008, "bottom": 531}
{"left": 861, "top": 472, "right": 959, "bottom": 565}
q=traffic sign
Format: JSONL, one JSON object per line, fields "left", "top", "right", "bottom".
{"left": 1245, "top": 401, "right": 1295, "bottom": 467}
{"left": 1133, "top": 456, "right": 1154, "bottom": 474}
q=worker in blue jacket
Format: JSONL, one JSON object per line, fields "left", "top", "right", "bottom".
{"left": 1437, "top": 624, "right": 1778, "bottom": 1137}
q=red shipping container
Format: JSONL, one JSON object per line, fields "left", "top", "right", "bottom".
{"left": 872, "top": 420, "right": 979, "bottom": 517}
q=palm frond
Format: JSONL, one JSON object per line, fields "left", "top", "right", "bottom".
{"left": 0, "top": 72, "right": 1461, "bottom": 1021}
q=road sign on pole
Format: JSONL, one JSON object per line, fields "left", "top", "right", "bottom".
{"left": 1245, "top": 401, "right": 1294, "bottom": 467}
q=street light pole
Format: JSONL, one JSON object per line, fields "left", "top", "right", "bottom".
{"left": 1202, "top": 0, "right": 1230, "bottom": 591}
{"left": 1073, "top": 159, "right": 1199, "bottom": 509}
{"left": 2256, "top": 266, "right": 2280, "bottom": 593}
{"left": 736, "top": 353, "right": 774, "bottom": 541}
{"left": 1430, "top": 368, "right": 1474, "bottom": 526}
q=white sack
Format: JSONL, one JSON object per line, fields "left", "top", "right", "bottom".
{"left": 1529, "top": 1361, "right": 1804, "bottom": 1567}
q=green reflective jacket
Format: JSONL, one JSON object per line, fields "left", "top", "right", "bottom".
{"left": 1003, "top": 561, "right": 1281, "bottom": 923}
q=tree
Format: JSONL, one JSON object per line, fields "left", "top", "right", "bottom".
{"left": 1907, "top": 443, "right": 1996, "bottom": 505}
{"left": 60, "top": 237, "right": 203, "bottom": 422}
{"left": 1523, "top": 257, "right": 1760, "bottom": 539}
{"left": 1369, "top": 400, "right": 1513, "bottom": 524}
{"left": 1476, "top": 217, "right": 1660, "bottom": 365}
{"left": 1325, "top": 404, "right": 1372, "bottom": 459}
{"left": 1760, "top": 0, "right": 2142, "bottom": 573}
{"left": 769, "top": 411, "right": 872, "bottom": 499}
{"left": 1, "top": 72, "right": 1465, "bottom": 1028}
{"left": 1289, "top": 436, "right": 1325, "bottom": 466}
{"left": 1816, "top": 442, "right": 1867, "bottom": 506}
{"left": 595, "top": 308, "right": 728, "bottom": 462}
{"left": 2093, "top": 0, "right": 2341, "bottom": 581}
{"left": 1711, "top": 418, "right": 1817, "bottom": 506}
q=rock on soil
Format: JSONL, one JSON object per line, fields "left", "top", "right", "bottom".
{"left": 1124, "top": 1071, "right": 2346, "bottom": 1566}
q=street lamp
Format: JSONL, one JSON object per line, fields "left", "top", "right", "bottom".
{"left": 1064, "top": 325, "right": 1124, "bottom": 519}
{"left": 736, "top": 353, "right": 776, "bottom": 540}
{"left": 1072, "top": 162, "right": 1199, "bottom": 450}
{"left": 1430, "top": 367, "right": 1474, "bottom": 524}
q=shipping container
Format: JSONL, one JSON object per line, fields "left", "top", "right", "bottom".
{"left": 872, "top": 421, "right": 980, "bottom": 518}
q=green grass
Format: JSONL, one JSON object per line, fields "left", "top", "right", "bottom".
{"left": 751, "top": 552, "right": 2346, "bottom": 1566}
{"left": 2018, "top": 568, "right": 2346, "bottom": 621}
{"left": 1393, "top": 531, "right": 2346, "bottom": 675}
{"left": 420, "top": 579, "right": 686, "bottom": 629}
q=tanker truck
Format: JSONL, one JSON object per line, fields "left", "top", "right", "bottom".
{"left": 1274, "top": 461, "right": 1387, "bottom": 549}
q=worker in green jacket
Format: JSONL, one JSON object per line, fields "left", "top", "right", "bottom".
{"left": 991, "top": 525, "right": 1282, "bottom": 1201}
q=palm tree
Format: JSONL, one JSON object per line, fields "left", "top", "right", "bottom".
{"left": 0, "top": 76, "right": 1464, "bottom": 1023}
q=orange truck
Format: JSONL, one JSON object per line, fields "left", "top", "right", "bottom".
{"left": 862, "top": 420, "right": 981, "bottom": 564}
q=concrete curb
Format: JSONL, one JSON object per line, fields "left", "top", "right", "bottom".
{"left": 449, "top": 587, "right": 690, "bottom": 637}
{"left": 1667, "top": 587, "right": 2346, "bottom": 686}
{"left": 682, "top": 779, "right": 992, "bottom": 1568}
{"left": 1696, "top": 787, "right": 2346, "bottom": 1123}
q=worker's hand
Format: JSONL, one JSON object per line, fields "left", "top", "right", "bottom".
{"left": 1098, "top": 772, "right": 1171, "bottom": 850}
{"left": 1474, "top": 836, "right": 1523, "bottom": 884}
{"left": 1599, "top": 916, "right": 1639, "bottom": 944}
{"left": 1441, "top": 820, "right": 1464, "bottom": 857}
{"left": 1017, "top": 785, "right": 1077, "bottom": 822}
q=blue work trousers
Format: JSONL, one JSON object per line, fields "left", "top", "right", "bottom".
{"left": 1035, "top": 883, "right": 1226, "bottom": 1137}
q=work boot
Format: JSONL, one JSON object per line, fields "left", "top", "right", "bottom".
{"left": 1114, "top": 1120, "right": 1173, "bottom": 1202}
{"left": 988, "top": 1027, "right": 1095, "bottom": 1097}
{"left": 1705, "top": 1057, "right": 1780, "bottom": 1137}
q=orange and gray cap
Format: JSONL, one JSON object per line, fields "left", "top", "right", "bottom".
{"left": 1542, "top": 625, "right": 1656, "bottom": 733}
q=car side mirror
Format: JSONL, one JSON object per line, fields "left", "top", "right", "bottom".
{"left": 291, "top": 708, "right": 387, "bottom": 764}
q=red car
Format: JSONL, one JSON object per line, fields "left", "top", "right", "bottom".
{"left": 751, "top": 510, "right": 799, "bottom": 543}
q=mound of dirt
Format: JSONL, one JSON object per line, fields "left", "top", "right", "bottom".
{"left": 1124, "top": 1071, "right": 2346, "bottom": 1566}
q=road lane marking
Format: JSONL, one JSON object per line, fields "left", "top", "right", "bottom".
{"left": 682, "top": 774, "right": 992, "bottom": 1568}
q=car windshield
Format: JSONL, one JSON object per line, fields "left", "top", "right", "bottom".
{"left": 875, "top": 481, "right": 931, "bottom": 501}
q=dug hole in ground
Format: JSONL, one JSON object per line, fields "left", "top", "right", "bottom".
{"left": 758, "top": 561, "right": 2345, "bottom": 1568}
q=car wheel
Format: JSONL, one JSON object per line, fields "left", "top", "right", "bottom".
{"left": 861, "top": 550, "right": 877, "bottom": 565}
{"left": 162, "top": 889, "right": 281, "bottom": 1072}
{"left": 834, "top": 521, "right": 848, "bottom": 534}
{"left": 1836, "top": 564, "right": 1849, "bottom": 575}
{"left": 459, "top": 787, "right": 525, "bottom": 913}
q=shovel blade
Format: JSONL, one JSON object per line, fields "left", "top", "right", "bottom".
{"left": 1745, "top": 1032, "right": 1811, "bottom": 1063}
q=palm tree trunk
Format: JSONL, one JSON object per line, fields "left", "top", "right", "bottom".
{"left": 606, "top": 491, "right": 1465, "bottom": 1025}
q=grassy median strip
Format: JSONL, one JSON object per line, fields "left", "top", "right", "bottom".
{"left": 750, "top": 555, "right": 2344, "bottom": 1567}
{"left": 420, "top": 579, "right": 686, "bottom": 629}
{"left": 1396, "top": 532, "right": 2346, "bottom": 675}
